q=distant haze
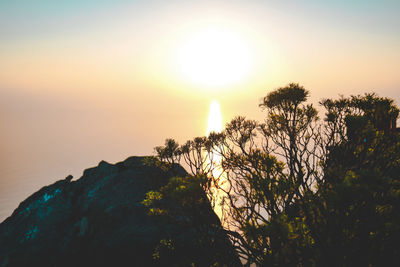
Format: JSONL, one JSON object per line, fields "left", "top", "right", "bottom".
{"left": 1, "top": 0, "right": 399, "bottom": 221}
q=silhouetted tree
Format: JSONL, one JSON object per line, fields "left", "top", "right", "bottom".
{"left": 147, "top": 84, "right": 400, "bottom": 266}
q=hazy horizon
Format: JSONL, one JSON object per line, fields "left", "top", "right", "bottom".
{"left": 1, "top": 0, "right": 400, "bottom": 221}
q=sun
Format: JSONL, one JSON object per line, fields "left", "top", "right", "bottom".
{"left": 178, "top": 27, "right": 253, "bottom": 87}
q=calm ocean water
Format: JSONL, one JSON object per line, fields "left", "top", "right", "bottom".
{"left": 0, "top": 89, "right": 155, "bottom": 222}
{"left": 0, "top": 157, "right": 90, "bottom": 222}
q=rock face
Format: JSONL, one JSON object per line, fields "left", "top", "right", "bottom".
{"left": 0, "top": 156, "right": 239, "bottom": 266}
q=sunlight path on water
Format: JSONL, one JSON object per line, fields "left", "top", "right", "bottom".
{"left": 206, "top": 100, "right": 223, "bottom": 135}
{"left": 206, "top": 100, "right": 223, "bottom": 179}
{"left": 205, "top": 100, "right": 226, "bottom": 221}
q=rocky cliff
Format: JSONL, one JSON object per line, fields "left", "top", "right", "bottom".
{"left": 0, "top": 156, "right": 239, "bottom": 266}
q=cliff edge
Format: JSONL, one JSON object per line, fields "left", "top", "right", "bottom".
{"left": 0, "top": 156, "right": 239, "bottom": 266}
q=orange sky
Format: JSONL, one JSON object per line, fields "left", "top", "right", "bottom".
{"left": 1, "top": 0, "right": 399, "bottom": 221}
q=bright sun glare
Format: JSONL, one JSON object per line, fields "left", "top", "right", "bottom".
{"left": 206, "top": 100, "right": 223, "bottom": 135}
{"left": 178, "top": 27, "right": 253, "bottom": 87}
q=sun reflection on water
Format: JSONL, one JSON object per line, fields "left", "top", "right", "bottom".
{"left": 206, "top": 100, "right": 226, "bottom": 221}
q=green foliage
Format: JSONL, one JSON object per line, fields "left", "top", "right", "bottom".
{"left": 260, "top": 83, "right": 309, "bottom": 109}
{"left": 142, "top": 191, "right": 165, "bottom": 215}
{"left": 143, "top": 173, "right": 237, "bottom": 266}
{"left": 154, "top": 138, "right": 181, "bottom": 164}
{"left": 313, "top": 113, "right": 400, "bottom": 266}
{"left": 142, "top": 175, "right": 215, "bottom": 223}
{"left": 152, "top": 239, "right": 175, "bottom": 261}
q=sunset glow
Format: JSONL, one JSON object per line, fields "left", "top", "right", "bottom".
{"left": 0, "top": 0, "right": 399, "bottom": 224}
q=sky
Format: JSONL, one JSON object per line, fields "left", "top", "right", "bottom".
{"left": 1, "top": 0, "right": 399, "bottom": 221}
